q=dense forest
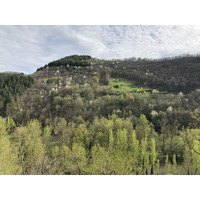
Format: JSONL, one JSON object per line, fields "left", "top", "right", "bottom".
{"left": 37, "top": 55, "right": 92, "bottom": 71}
{"left": 1, "top": 55, "right": 200, "bottom": 175}
{"left": 0, "top": 74, "right": 34, "bottom": 117}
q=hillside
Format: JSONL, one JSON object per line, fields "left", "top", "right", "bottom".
{"left": 1, "top": 54, "right": 200, "bottom": 175}
{"left": 35, "top": 54, "right": 200, "bottom": 93}
{"left": 0, "top": 71, "right": 24, "bottom": 77}
{"left": 12, "top": 55, "right": 200, "bottom": 131}
{"left": 36, "top": 55, "right": 92, "bottom": 72}
{"left": 0, "top": 73, "right": 34, "bottom": 117}
{"left": 99, "top": 55, "right": 200, "bottom": 93}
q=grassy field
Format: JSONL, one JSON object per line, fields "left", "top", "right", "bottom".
{"left": 110, "top": 79, "right": 152, "bottom": 94}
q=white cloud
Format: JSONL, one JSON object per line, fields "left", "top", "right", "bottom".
{"left": 0, "top": 25, "right": 200, "bottom": 74}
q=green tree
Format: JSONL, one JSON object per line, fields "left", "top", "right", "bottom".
{"left": 136, "top": 114, "right": 151, "bottom": 141}
{"left": 115, "top": 128, "right": 128, "bottom": 154}
{"left": 89, "top": 145, "right": 111, "bottom": 175}
{"left": 172, "top": 153, "right": 177, "bottom": 175}
{"left": 140, "top": 137, "right": 150, "bottom": 174}
{"left": 93, "top": 76, "right": 99, "bottom": 84}
{"left": 63, "top": 143, "right": 88, "bottom": 175}
{"left": 108, "top": 129, "right": 114, "bottom": 151}
{"left": 74, "top": 123, "right": 92, "bottom": 149}
{"left": 156, "top": 159, "right": 160, "bottom": 175}
{"left": 0, "top": 117, "right": 21, "bottom": 174}
{"left": 150, "top": 138, "right": 157, "bottom": 174}
{"left": 165, "top": 155, "right": 171, "bottom": 175}
{"left": 183, "top": 145, "right": 192, "bottom": 175}
{"left": 13, "top": 119, "right": 44, "bottom": 175}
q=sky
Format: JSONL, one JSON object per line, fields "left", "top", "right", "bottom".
{"left": 1, "top": 25, "right": 200, "bottom": 74}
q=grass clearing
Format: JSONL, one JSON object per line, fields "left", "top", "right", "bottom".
{"left": 110, "top": 79, "right": 151, "bottom": 94}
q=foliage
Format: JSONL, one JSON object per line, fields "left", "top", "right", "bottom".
{"left": 37, "top": 55, "right": 92, "bottom": 71}
{"left": 1, "top": 54, "right": 200, "bottom": 174}
{"left": 0, "top": 74, "right": 34, "bottom": 117}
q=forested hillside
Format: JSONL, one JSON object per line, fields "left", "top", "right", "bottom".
{"left": 1, "top": 55, "right": 200, "bottom": 175}
{"left": 37, "top": 55, "right": 92, "bottom": 71}
{"left": 101, "top": 55, "right": 200, "bottom": 93}
{"left": 0, "top": 74, "right": 34, "bottom": 117}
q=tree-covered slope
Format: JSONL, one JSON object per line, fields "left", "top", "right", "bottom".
{"left": 1, "top": 54, "right": 200, "bottom": 175}
{"left": 37, "top": 55, "right": 92, "bottom": 72}
{"left": 100, "top": 55, "right": 200, "bottom": 93}
{"left": 0, "top": 74, "right": 34, "bottom": 117}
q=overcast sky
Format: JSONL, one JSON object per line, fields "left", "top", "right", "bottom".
{"left": 1, "top": 25, "right": 200, "bottom": 74}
